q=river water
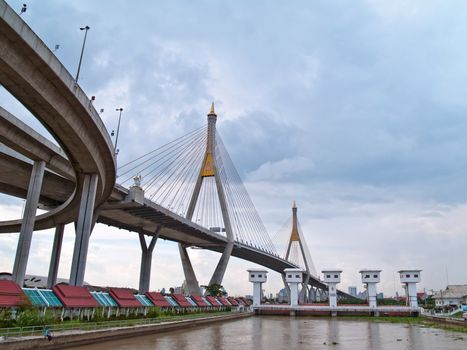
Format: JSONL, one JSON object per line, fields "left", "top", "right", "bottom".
{"left": 68, "top": 316, "right": 466, "bottom": 350}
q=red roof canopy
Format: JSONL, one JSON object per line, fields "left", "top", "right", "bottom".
{"left": 171, "top": 294, "right": 192, "bottom": 307}
{"left": 191, "top": 295, "right": 209, "bottom": 307}
{"left": 238, "top": 297, "right": 251, "bottom": 305}
{"left": 227, "top": 297, "right": 239, "bottom": 306}
{"left": 53, "top": 284, "right": 99, "bottom": 308}
{"left": 205, "top": 296, "right": 221, "bottom": 306}
{"left": 145, "top": 292, "right": 171, "bottom": 307}
{"left": 109, "top": 288, "right": 142, "bottom": 308}
{"left": 217, "top": 297, "right": 231, "bottom": 306}
{"left": 0, "top": 280, "right": 27, "bottom": 307}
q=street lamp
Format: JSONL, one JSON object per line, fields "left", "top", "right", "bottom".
{"left": 75, "top": 26, "right": 90, "bottom": 83}
{"left": 114, "top": 108, "right": 123, "bottom": 155}
{"left": 19, "top": 4, "right": 27, "bottom": 15}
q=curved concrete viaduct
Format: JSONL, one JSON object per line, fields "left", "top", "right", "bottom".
{"left": 0, "top": 1, "right": 116, "bottom": 286}
{"left": 0, "top": 2, "right": 115, "bottom": 231}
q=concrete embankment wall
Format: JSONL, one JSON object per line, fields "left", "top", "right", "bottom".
{"left": 0, "top": 312, "right": 252, "bottom": 350}
{"left": 255, "top": 308, "right": 416, "bottom": 317}
{"left": 422, "top": 314, "right": 467, "bottom": 327}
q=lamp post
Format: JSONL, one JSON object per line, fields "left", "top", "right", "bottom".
{"left": 75, "top": 26, "right": 90, "bottom": 83}
{"left": 19, "top": 4, "right": 27, "bottom": 15}
{"left": 114, "top": 108, "right": 123, "bottom": 155}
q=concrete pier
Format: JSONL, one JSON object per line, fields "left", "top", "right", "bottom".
{"left": 179, "top": 245, "right": 201, "bottom": 296}
{"left": 47, "top": 224, "right": 65, "bottom": 288}
{"left": 69, "top": 174, "right": 98, "bottom": 286}
{"left": 138, "top": 229, "right": 159, "bottom": 294}
{"left": 12, "top": 160, "right": 45, "bottom": 285}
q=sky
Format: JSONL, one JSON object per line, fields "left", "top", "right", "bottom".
{"left": 1, "top": 0, "right": 467, "bottom": 297}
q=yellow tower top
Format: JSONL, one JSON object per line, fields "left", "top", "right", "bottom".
{"left": 208, "top": 102, "right": 216, "bottom": 116}
{"left": 290, "top": 200, "right": 299, "bottom": 241}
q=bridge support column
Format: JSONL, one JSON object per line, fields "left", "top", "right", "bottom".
{"left": 69, "top": 174, "right": 98, "bottom": 286}
{"left": 138, "top": 228, "right": 160, "bottom": 294}
{"left": 178, "top": 244, "right": 201, "bottom": 296}
{"left": 47, "top": 223, "right": 65, "bottom": 288}
{"left": 299, "top": 274, "right": 311, "bottom": 303}
{"left": 309, "top": 287, "right": 317, "bottom": 302}
{"left": 281, "top": 273, "right": 291, "bottom": 303}
{"left": 12, "top": 160, "right": 45, "bottom": 286}
{"left": 207, "top": 241, "right": 233, "bottom": 287}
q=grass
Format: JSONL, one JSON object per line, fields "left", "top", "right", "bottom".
{"left": 450, "top": 311, "right": 465, "bottom": 319}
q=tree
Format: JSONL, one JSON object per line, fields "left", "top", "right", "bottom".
{"left": 201, "top": 283, "right": 227, "bottom": 297}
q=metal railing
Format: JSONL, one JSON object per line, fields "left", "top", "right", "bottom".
{"left": 0, "top": 310, "right": 244, "bottom": 339}
{"left": 422, "top": 306, "right": 465, "bottom": 317}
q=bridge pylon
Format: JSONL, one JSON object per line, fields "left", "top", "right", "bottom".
{"left": 284, "top": 201, "right": 317, "bottom": 303}
{"left": 180, "top": 103, "right": 234, "bottom": 295}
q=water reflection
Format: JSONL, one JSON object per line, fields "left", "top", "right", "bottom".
{"left": 366, "top": 320, "right": 381, "bottom": 350}
{"left": 68, "top": 316, "right": 466, "bottom": 350}
{"left": 289, "top": 316, "right": 299, "bottom": 346}
{"left": 326, "top": 318, "right": 340, "bottom": 346}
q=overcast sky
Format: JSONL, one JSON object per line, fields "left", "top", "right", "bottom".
{"left": 1, "top": 0, "right": 467, "bottom": 297}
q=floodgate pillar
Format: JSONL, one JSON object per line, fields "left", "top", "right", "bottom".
{"left": 360, "top": 269, "right": 381, "bottom": 308}
{"left": 399, "top": 270, "right": 421, "bottom": 308}
{"left": 322, "top": 269, "right": 342, "bottom": 308}
{"left": 248, "top": 269, "right": 267, "bottom": 307}
{"left": 284, "top": 268, "right": 304, "bottom": 306}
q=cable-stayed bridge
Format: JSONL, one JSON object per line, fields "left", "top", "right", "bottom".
{"left": 0, "top": 0, "right": 334, "bottom": 299}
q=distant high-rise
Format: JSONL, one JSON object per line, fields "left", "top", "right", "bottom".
{"left": 348, "top": 286, "right": 357, "bottom": 297}
{"left": 277, "top": 287, "right": 289, "bottom": 303}
{"left": 357, "top": 290, "right": 367, "bottom": 300}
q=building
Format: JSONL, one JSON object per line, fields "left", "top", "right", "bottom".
{"left": 348, "top": 286, "right": 357, "bottom": 297}
{"left": 277, "top": 288, "right": 289, "bottom": 303}
{"left": 417, "top": 291, "right": 427, "bottom": 301}
{"left": 0, "top": 273, "right": 84, "bottom": 288}
{"left": 357, "top": 290, "right": 367, "bottom": 300}
{"left": 433, "top": 285, "right": 467, "bottom": 307}
{"left": 173, "top": 286, "right": 184, "bottom": 295}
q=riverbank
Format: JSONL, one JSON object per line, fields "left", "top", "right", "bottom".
{"left": 334, "top": 315, "right": 467, "bottom": 334}
{"left": 0, "top": 311, "right": 252, "bottom": 350}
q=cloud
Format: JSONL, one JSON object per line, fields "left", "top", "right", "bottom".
{"left": 248, "top": 156, "right": 314, "bottom": 182}
{"left": 2, "top": 0, "right": 467, "bottom": 297}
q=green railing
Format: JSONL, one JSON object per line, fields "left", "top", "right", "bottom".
{"left": 0, "top": 310, "right": 246, "bottom": 338}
